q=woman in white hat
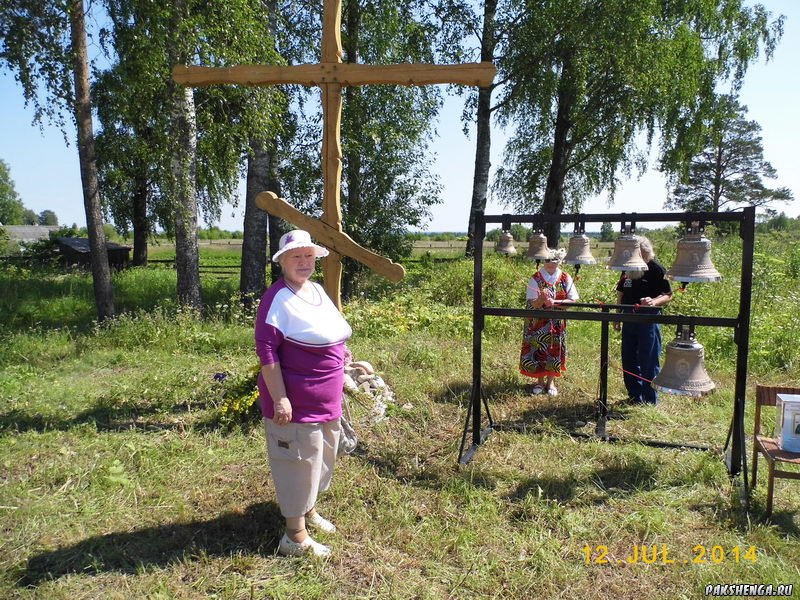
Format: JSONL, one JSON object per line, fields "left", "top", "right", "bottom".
{"left": 254, "top": 230, "right": 352, "bottom": 557}
{"left": 519, "top": 247, "right": 578, "bottom": 396}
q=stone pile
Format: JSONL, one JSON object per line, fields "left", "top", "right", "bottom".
{"left": 343, "top": 360, "right": 401, "bottom": 422}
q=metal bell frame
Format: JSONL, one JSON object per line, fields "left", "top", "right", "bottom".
{"left": 460, "top": 208, "right": 756, "bottom": 502}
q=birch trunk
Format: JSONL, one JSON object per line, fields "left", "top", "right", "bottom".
{"left": 466, "top": 0, "right": 497, "bottom": 257}
{"left": 171, "top": 84, "right": 202, "bottom": 309}
{"left": 341, "top": 0, "right": 361, "bottom": 300}
{"left": 69, "top": 0, "right": 115, "bottom": 320}
{"left": 132, "top": 175, "right": 148, "bottom": 266}
{"left": 265, "top": 151, "right": 285, "bottom": 284}
{"left": 240, "top": 137, "right": 270, "bottom": 305}
{"left": 541, "top": 62, "right": 575, "bottom": 247}
{"left": 168, "top": 0, "right": 201, "bottom": 309}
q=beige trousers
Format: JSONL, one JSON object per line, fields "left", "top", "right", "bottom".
{"left": 263, "top": 418, "right": 341, "bottom": 518}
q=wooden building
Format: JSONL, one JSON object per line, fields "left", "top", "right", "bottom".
{"left": 56, "top": 237, "right": 132, "bottom": 270}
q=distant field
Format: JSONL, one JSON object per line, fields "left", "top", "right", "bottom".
{"left": 412, "top": 239, "right": 617, "bottom": 257}
{"left": 140, "top": 240, "right": 619, "bottom": 272}
{"left": 147, "top": 239, "right": 617, "bottom": 259}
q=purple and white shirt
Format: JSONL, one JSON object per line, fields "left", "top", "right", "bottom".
{"left": 255, "top": 279, "right": 352, "bottom": 422}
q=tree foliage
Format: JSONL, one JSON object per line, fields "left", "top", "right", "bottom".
{"left": 665, "top": 94, "right": 793, "bottom": 213}
{"left": 95, "top": 0, "right": 283, "bottom": 249}
{"left": 0, "top": 159, "right": 25, "bottom": 225}
{"left": 429, "top": 0, "right": 522, "bottom": 256}
{"left": 600, "top": 221, "right": 615, "bottom": 242}
{"left": 492, "top": 0, "right": 784, "bottom": 244}
{"left": 38, "top": 209, "right": 59, "bottom": 225}
{"left": 22, "top": 208, "right": 38, "bottom": 225}
{"left": 1, "top": 0, "right": 116, "bottom": 319}
{"left": 339, "top": 1, "right": 445, "bottom": 296}
{"left": 278, "top": 0, "right": 445, "bottom": 297}
{"left": 0, "top": 0, "right": 73, "bottom": 132}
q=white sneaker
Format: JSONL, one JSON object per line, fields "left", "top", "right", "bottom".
{"left": 278, "top": 533, "right": 331, "bottom": 557}
{"left": 306, "top": 512, "right": 336, "bottom": 533}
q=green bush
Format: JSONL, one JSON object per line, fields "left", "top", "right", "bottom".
{"left": 213, "top": 364, "right": 261, "bottom": 427}
{"left": 0, "top": 226, "right": 11, "bottom": 255}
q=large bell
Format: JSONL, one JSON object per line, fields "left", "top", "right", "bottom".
{"left": 652, "top": 326, "right": 715, "bottom": 397}
{"left": 667, "top": 229, "right": 722, "bottom": 283}
{"left": 564, "top": 233, "right": 597, "bottom": 265}
{"left": 607, "top": 234, "right": 648, "bottom": 271}
{"left": 526, "top": 232, "right": 550, "bottom": 261}
{"left": 496, "top": 231, "right": 517, "bottom": 255}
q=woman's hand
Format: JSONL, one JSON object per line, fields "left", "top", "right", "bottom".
{"left": 552, "top": 299, "right": 573, "bottom": 310}
{"left": 274, "top": 397, "right": 292, "bottom": 425}
{"left": 261, "top": 363, "right": 292, "bottom": 425}
{"left": 639, "top": 296, "right": 655, "bottom": 306}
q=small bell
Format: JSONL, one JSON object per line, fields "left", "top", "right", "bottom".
{"left": 667, "top": 226, "right": 722, "bottom": 283}
{"left": 526, "top": 232, "right": 550, "bottom": 261}
{"left": 607, "top": 234, "right": 648, "bottom": 271}
{"left": 496, "top": 231, "right": 517, "bottom": 255}
{"left": 652, "top": 325, "right": 716, "bottom": 397}
{"left": 564, "top": 233, "right": 596, "bottom": 266}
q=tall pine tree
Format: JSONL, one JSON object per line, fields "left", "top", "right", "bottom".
{"left": 666, "top": 95, "right": 793, "bottom": 213}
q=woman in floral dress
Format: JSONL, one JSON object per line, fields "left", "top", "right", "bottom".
{"left": 519, "top": 248, "right": 578, "bottom": 396}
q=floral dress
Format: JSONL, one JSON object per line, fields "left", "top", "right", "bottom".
{"left": 519, "top": 270, "right": 573, "bottom": 378}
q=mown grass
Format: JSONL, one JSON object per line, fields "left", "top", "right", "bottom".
{"left": 1, "top": 233, "right": 799, "bottom": 599}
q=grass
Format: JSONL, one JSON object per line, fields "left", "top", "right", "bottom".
{"left": 1, "top": 234, "right": 799, "bottom": 599}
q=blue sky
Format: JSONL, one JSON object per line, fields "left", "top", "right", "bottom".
{"left": 1, "top": 0, "right": 797, "bottom": 232}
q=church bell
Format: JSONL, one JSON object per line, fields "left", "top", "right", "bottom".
{"left": 607, "top": 234, "right": 648, "bottom": 271}
{"left": 496, "top": 231, "right": 517, "bottom": 255}
{"left": 526, "top": 232, "right": 550, "bottom": 261}
{"left": 652, "top": 325, "right": 716, "bottom": 397}
{"left": 667, "top": 226, "right": 722, "bottom": 283}
{"left": 564, "top": 233, "right": 597, "bottom": 266}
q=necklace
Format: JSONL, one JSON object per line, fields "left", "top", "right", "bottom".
{"left": 285, "top": 280, "right": 322, "bottom": 306}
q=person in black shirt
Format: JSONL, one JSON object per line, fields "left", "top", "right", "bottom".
{"left": 614, "top": 236, "right": 672, "bottom": 404}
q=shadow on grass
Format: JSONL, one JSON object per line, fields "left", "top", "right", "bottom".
{"left": 759, "top": 509, "right": 800, "bottom": 536}
{"left": 0, "top": 399, "right": 205, "bottom": 435}
{"left": 507, "top": 456, "right": 659, "bottom": 506}
{"left": 19, "top": 502, "right": 283, "bottom": 587}
{"left": 520, "top": 399, "right": 596, "bottom": 427}
{"left": 694, "top": 495, "right": 800, "bottom": 538}
{"left": 432, "top": 377, "right": 598, "bottom": 426}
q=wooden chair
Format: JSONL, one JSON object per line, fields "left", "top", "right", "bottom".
{"left": 751, "top": 385, "right": 800, "bottom": 517}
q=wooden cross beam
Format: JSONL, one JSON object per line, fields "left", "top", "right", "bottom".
{"left": 255, "top": 191, "right": 405, "bottom": 282}
{"left": 173, "top": 0, "right": 495, "bottom": 309}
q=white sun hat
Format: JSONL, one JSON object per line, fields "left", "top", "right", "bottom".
{"left": 271, "top": 230, "right": 330, "bottom": 263}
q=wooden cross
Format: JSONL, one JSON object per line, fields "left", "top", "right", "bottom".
{"left": 174, "top": 0, "right": 495, "bottom": 309}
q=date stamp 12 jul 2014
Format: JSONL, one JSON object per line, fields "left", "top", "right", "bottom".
{"left": 582, "top": 543, "right": 758, "bottom": 566}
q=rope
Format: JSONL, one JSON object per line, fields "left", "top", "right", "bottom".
{"left": 608, "top": 360, "right": 654, "bottom": 384}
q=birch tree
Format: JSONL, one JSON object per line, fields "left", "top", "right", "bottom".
{"left": 494, "top": 0, "right": 784, "bottom": 246}
{"left": 1, "top": 0, "right": 115, "bottom": 319}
